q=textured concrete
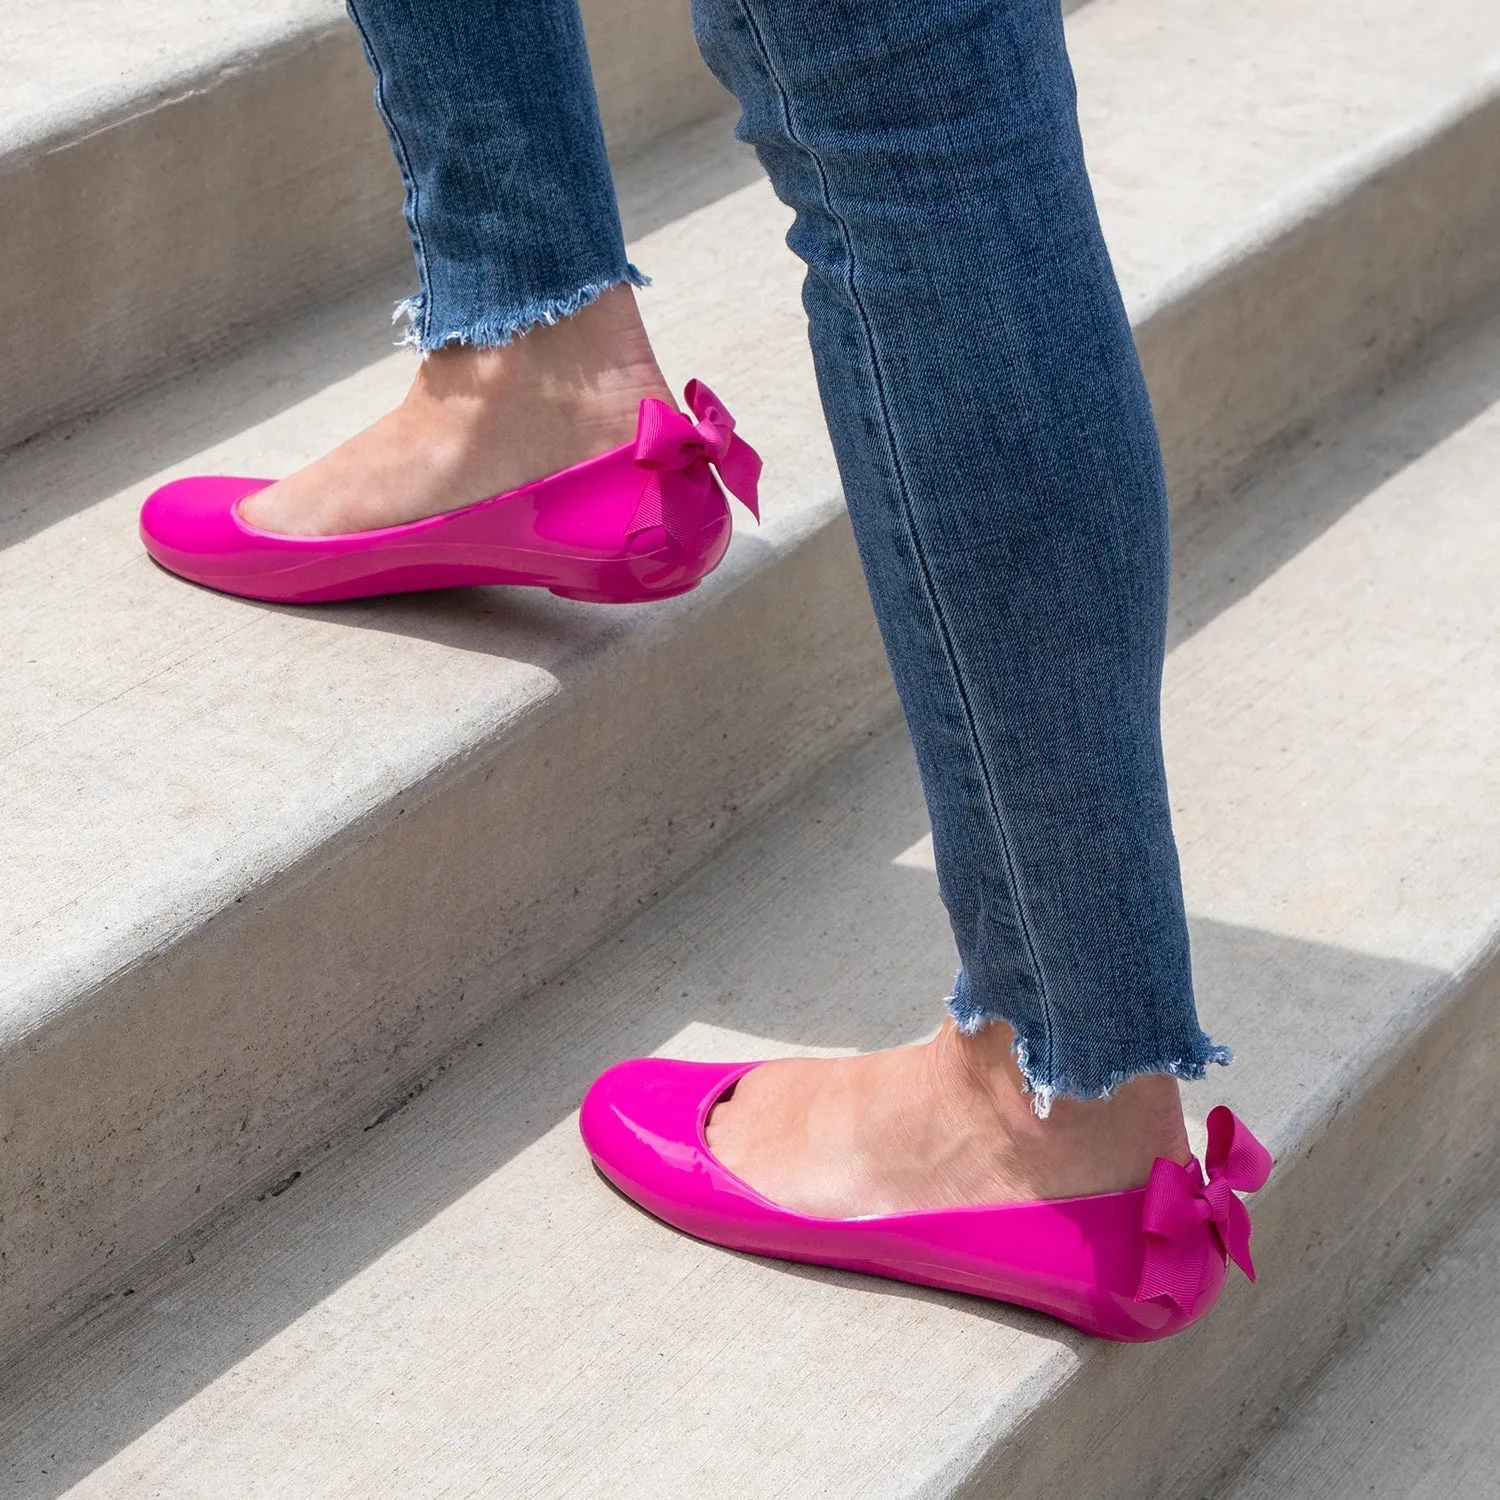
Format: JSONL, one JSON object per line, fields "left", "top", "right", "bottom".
{"left": 0, "top": 0, "right": 729, "bottom": 451}
{"left": 4, "top": 0, "right": 1500, "bottom": 1367}
{"left": 4, "top": 307, "right": 1500, "bottom": 1493}
{"left": 1074, "top": 0, "right": 1500, "bottom": 506}
{"left": 1221, "top": 1187, "right": 1500, "bottom": 1500}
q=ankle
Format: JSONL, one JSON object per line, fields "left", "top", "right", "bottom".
{"left": 932, "top": 1020, "right": 1191, "bottom": 1196}
{"left": 408, "top": 285, "right": 670, "bottom": 420}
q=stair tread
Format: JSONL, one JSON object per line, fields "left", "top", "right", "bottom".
{"left": 4, "top": 303, "right": 1500, "bottom": 1496}
{"left": 2, "top": 0, "right": 337, "bottom": 154}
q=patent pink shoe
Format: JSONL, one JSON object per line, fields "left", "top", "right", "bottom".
{"left": 580, "top": 1057, "right": 1272, "bottom": 1342}
{"left": 139, "top": 381, "right": 761, "bottom": 605}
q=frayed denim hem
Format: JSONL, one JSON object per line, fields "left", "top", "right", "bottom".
{"left": 945, "top": 981, "right": 1233, "bottom": 1119}
{"left": 393, "top": 264, "right": 651, "bottom": 353}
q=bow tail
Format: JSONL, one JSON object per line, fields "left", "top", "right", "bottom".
{"left": 626, "top": 465, "right": 711, "bottom": 550}
{"left": 1203, "top": 1106, "right": 1271, "bottom": 1282}
{"left": 626, "top": 474, "right": 666, "bottom": 540}
{"left": 1136, "top": 1236, "right": 1216, "bottom": 1314}
{"left": 1210, "top": 1191, "right": 1257, "bottom": 1282}
{"left": 715, "top": 432, "right": 762, "bottom": 521}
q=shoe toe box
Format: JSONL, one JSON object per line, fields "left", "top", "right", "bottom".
{"left": 140, "top": 475, "right": 271, "bottom": 568}
{"left": 579, "top": 1056, "right": 756, "bottom": 1214}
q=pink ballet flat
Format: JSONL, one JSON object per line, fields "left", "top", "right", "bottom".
{"left": 139, "top": 381, "right": 761, "bottom": 605}
{"left": 580, "top": 1057, "right": 1272, "bottom": 1342}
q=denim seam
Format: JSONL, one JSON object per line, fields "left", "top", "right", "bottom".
{"left": 346, "top": 0, "right": 433, "bottom": 348}
{"left": 729, "top": 0, "right": 1057, "bottom": 1087}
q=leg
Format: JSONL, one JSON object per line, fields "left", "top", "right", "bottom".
{"left": 693, "top": 0, "right": 1228, "bottom": 1211}
{"left": 243, "top": 0, "right": 672, "bottom": 537}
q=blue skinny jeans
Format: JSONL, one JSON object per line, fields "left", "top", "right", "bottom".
{"left": 345, "top": 0, "right": 1231, "bottom": 1108}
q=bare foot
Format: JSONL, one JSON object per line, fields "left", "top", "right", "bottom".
{"left": 239, "top": 285, "right": 674, "bottom": 537}
{"left": 704, "top": 1018, "right": 1192, "bottom": 1218}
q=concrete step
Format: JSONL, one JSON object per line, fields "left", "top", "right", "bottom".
{"left": 0, "top": 0, "right": 728, "bottom": 451}
{"left": 4, "top": 299, "right": 1500, "bottom": 1494}
{"left": 1219, "top": 1184, "right": 1500, "bottom": 1499}
{"left": 3, "top": 0, "right": 1499, "bottom": 1372}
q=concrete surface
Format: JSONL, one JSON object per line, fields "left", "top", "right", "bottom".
{"left": 4, "top": 304, "right": 1500, "bottom": 1494}
{"left": 4, "top": 0, "right": 1500, "bottom": 1369}
{"left": 1072, "top": 0, "right": 1500, "bottom": 505}
{"left": 0, "top": 0, "right": 729, "bottom": 450}
{"left": 1220, "top": 1187, "right": 1500, "bottom": 1500}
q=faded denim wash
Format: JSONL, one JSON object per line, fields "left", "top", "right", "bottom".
{"left": 345, "top": 0, "right": 1231, "bottom": 1109}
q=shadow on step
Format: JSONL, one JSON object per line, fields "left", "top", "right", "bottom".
{"left": 237, "top": 524, "right": 782, "bottom": 665}
{"left": 1169, "top": 302, "right": 1500, "bottom": 652}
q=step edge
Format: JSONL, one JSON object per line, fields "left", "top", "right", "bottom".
{"left": 0, "top": 15, "right": 345, "bottom": 164}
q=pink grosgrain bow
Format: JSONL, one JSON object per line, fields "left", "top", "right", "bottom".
{"left": 1135, "top": 1106, "right": 1273, "bottom": 1312}
{"left": 628, "top": 380, "right": 763, "bottom": 549}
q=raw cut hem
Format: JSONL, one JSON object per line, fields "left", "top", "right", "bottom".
{"left": 946, "top": 986, "right": 1233, "bottom": 1119}
{"left": 393, "top": 265, "right": 651, "bottom": 353}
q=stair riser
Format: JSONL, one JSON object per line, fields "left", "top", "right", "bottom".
{"left": 0, "top": 1, "right": 728, "bottom": 455}
{"left": 1146, "top": 85, "right": 1500, "bottom": 510}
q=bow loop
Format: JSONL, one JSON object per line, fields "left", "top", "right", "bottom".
{"left": 1135, "top": 1107, "right": 1271, "bottom": 1313}
{"left": 1206, "top": 1102, "right": 1274, "bottom": 1194}
{"left": 683, "top": 379, "right": 736, "bottom": 465}
{"left": 628, "top": 382, "right": 762, "bottom": 548}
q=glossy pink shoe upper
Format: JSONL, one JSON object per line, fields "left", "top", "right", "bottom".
{"left": 139, "top": 381, "right": 761, "bottom": 605}
{"left": 579, "top": 1055, "right": 1272, "bottom": 1343}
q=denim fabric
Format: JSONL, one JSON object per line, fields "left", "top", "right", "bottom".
{"left": 345, "top": 0, "right": 645, "bottom": 349}
{"left": 347, "top": 0, "right": 1230, "bottom": 1106}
